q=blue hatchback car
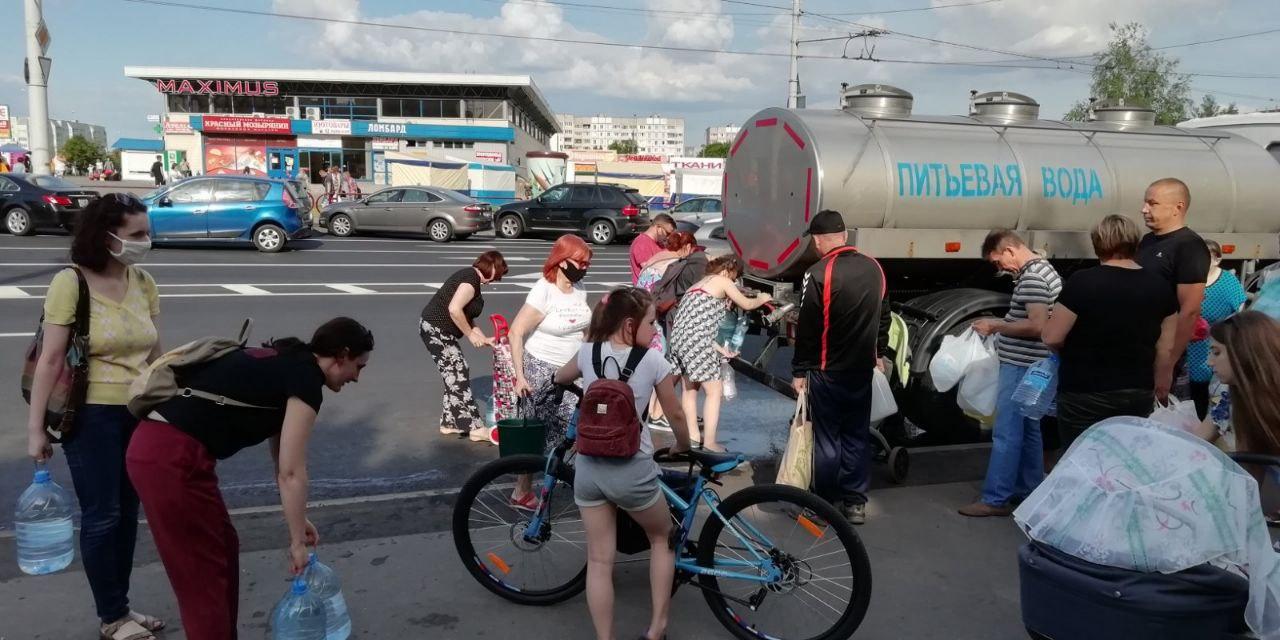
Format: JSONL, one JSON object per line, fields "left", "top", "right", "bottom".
{"left": 141, "top": 175, "right": 312, "bottom": 252}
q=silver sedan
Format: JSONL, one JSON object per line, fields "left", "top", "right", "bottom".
{"left": 319, "top": 186, "right": 493, "bottom": 242}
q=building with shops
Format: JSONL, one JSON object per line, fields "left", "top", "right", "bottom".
{"left": 5, "top": 117, "right": 108, "bottom": 154}
{"left": 111, "top": 138, "right": 166, "bottom": 182}
{"left": 554, "top": 114, "right": 685, "bottom": 158}
{"left": 123, "top": 67, "right": 559, "bottom": 187}
{"left": 705, "top": 124, "right": 740, "bottom": 147}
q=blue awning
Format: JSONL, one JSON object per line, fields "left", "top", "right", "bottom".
{"left": 111, "top": 138, "right": 165, "bottom": 152}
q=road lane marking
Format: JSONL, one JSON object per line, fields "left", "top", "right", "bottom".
{"left": 0, "top": 261, "right": 531, "bottom": 267}
{"left": 0, "top": 332, "right": 35, "bottom": 338}
{"left": 222, "top": 284, "right": 271, "bottom": 295}
{"left": 0, "top": 286, "right": 31, "bottom": 298}
{"left": 327, "top": 284, "right": 377, "bottom": 294}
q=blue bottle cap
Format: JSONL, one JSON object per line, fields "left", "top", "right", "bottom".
{"left": 308, "top": 552, "right": 318, "bottom": 565}
{"left": 291, "top": 576, "right": 308, "bottom": 595}
{"left": 33, "top": 470, "right": 51, "bottom": 484}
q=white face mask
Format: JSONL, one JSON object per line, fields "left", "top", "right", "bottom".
{"left": 108, "top": 232, "right": 152, "bottom": 266}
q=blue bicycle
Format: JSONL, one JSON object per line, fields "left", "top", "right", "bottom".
{"left": 452, "top": 401, "right": 872, "bottom": 639}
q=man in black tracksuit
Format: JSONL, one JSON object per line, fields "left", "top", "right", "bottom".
{"left": 792, "top": 210, "right": 891, "bottom": 524}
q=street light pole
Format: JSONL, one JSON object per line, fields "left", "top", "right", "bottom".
{"left": 24, "top": 0, "right": 52, "bottom": 175}
{"left": 787, "top": 0, "right": 801, "bottom": 108}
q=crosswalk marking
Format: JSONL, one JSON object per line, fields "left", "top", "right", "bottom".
{"left": 0, "top": 286, "right": 31, "bottom": 298}
{"left": 222, "top": 284, "right": 271, "bottom": 295}
{"left": 326, "top": 284, "right": 377, "bottom": 294}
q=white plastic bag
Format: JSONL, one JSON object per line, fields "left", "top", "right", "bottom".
{"left": 721, "top": 360, "right": 737, "bottom": 400}
{"left": 869, "top": 368, "right": 898, "bottom": 422}
{"left": 957, "top": 337, "right": 999, "bottom": 418}
{"left": 928, "top": 327, "right": 990, "bottom": 392}
{"left": 1149, "top": 398, "right": 1200, "bottom": 433}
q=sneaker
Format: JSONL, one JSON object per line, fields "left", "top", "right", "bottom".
{"left": 648, "top": 415, "right": 672, "bottom": 432}
{"left": 440, "top": 425, "right": 465, "bottom": 436}
{"left": 841, "top": 502, "right": 866, "bottom": 525}
{"left": 469, "top": 427, "right": 494, "bottom": 444}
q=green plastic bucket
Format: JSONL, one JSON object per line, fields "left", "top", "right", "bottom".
{"left": 497, "top": 416, "right": 546, "bottom": 458}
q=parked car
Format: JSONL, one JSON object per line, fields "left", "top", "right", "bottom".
{"left": 318, "top": 186, "right": 493, "bottom": 242}
{"left": 494, "top": 182, "right": 651, "bottom": 245}
{"left": 0, "top": 173, "right": 100, "bottom": 236}
{"left": 139, "top": 175, "right": 312, "bottom": 253}
{"left": 670, "top": 196, "right": 722, "bottom": 232}
{"left": 694, "top": 216, "right": 734, "bottom": 257}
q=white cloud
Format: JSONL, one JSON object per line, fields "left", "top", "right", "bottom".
{"left": 269, "top": 0, "right": 755, "bottom": 103}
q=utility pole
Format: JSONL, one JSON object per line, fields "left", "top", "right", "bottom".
{"left": 787, "top": 0, "right": 802, "bottom": 108}
{"left": 24, "top": 0, "right": 53, "bottom": 175}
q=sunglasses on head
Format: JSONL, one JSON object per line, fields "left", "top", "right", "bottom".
{"left": 108, "top": 192, "right": 144, "bottom": 208}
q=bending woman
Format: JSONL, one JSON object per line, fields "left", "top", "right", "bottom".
{"left": 125, "top": 318, "right": 373, "bottom": 640}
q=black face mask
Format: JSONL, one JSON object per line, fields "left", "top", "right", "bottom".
{"left": 560, "top": 262, "right": 588, "bottom": 283}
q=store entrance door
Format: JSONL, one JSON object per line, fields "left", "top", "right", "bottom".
{"left": 267, "top": 147, "right": 299, "bottom": 179}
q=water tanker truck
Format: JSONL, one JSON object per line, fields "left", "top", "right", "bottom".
{"left": 724, "top": 85, "right": 1280, "bottom": 444}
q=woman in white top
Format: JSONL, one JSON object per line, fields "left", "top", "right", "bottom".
{"left": 554, "top": 287, "right": 692, "bottom": 640}
{"left": 509, "top": 234, "right": 594, "bottom": 506}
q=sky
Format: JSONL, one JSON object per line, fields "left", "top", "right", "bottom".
{"left": 1, "top": 0, "right": 1277, "bottom": 147}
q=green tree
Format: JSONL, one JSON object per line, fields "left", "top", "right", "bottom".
{"left": 608, "top": 139, "right": 638, "bottom": 155}
{"left": 61, "top": 135, "right": 105, "bottom": 174}
{"left": 1063, "top": 22, "right": 1192, "bottom": 125}
{"left": 1194, "top": 94, "right": 1239, "bottom": 118}
{"left": 699, "top": 142, "right": 730, "bottom": 158}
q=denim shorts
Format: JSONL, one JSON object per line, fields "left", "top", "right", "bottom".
{"left": 574, "top": 453, "right": 662, "bottom": 512}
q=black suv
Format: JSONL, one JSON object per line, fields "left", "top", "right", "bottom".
{"left": 494, "top": 182, "right": 651, "bottom": 245}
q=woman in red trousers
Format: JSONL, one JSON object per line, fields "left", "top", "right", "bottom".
{"left": 126, "top": 317, "right": 374, "bottom": 639}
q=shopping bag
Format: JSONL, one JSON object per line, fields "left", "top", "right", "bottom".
{"left": 928, "top": 327, "right": 989, "bottom": 392}
{"left": 957, "top": 336, "right": 999, "bottom": 418}
{"left": 776, "top": 396, "right": 813, "bottom": 490}
{"left": 721, "top": 360, "right": 738, "bottom": 400}
{"left": 869, "top": 368, "right": 898, "bottom": 422}
{"left": 1149, "top": 398, "right": 1200, "bottom": 433}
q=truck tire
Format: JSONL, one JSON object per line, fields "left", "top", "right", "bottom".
{"left": 895, "top": 288, "right": 1009, "bottom": 445}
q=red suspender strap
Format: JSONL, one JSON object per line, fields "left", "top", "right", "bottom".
{"left": 819, "top": 246, "right": 860, "bottom": 370}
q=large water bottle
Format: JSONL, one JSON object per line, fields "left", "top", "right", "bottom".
{"left": 305, "top": 553, "right": 351, "bottom": 640}
{"left": 14, "top": 462, "right": 75, "bottom": 576}
{"left": 272, "top": 576, "right": 327, "bottom": 640}
{"left": 727, "top": 311, "right": 749, "bottom": 353}
{"left": 1012, "top": 355, "right": 1059, "bottom": 420}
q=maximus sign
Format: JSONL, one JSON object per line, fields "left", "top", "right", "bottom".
{"left": 154, "top": 79, "right": 280, "bottom": 97}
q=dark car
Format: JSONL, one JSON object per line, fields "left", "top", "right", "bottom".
{"left": 317, "top": 186, "right": 493, "bottom": 242}
{"left": 494, "top": 182, "right": 651, "bottom": 245}
{"left": 0, "top": 173, "right": 100, "bottom": 236}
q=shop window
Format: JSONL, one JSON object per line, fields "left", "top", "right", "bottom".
{"left": 210, "top": 94, "right": 235, "bottom": 113}
{"left": 465, "top": 100, "right": 504, "bottom": 119}
{"left": 167, "top": 94, "right": 209, "bottom": 113}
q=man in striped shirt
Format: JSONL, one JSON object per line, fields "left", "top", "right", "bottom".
{"left": 960, "top": 230, "right": 1062, "bottom": 518}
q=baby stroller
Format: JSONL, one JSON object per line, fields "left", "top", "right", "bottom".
{"left": 1018, "top": 427, "right": 1280, "bottom": 640}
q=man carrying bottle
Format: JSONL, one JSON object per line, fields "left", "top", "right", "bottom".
{"left": 959, "top": 230, "right": 1062, "bottom": 518}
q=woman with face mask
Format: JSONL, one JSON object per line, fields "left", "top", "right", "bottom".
{"left": 25, "top": 193, "right": 167, "bottom": 640}
{"left": 419, "top": 250, "right": 509, "bottom": 442}
{"left": 509, "top": 234, "right": 593, "bottom": 508}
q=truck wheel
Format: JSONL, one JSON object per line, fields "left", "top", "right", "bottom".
{"left": 497, "top": 214, "right": 523, "bottom": 239}
{"left": 588, "top": 220, "right": 616, "bottom": 245}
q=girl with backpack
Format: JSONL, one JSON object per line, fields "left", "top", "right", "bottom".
{"left": 24, "top": 192, "right": 167, "bottom": 640}
{"left": 552, "top": 287, "right": 692, "bottom": 640}
{"left": 666, "top": 255, "right": 771, "bottom": 451}
{"left": 124, "top": 317, "right": 374, "bottom": 640}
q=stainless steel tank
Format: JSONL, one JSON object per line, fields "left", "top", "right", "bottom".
{"left": 724, "top": 85, "right": 1280, "bottom": 279}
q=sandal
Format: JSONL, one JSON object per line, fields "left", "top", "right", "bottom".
{"left": 129, "top": 610, "right": 166, "bottom": 632}
{"left": 100, "top": 618, "right": 155, "bottom": 640}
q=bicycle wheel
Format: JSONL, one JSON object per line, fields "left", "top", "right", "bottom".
{"left": 452, "top": 454, "right": 587, "bottom": 606}
{"left": 696, "top": 484, "right": 872, "bottom": 640}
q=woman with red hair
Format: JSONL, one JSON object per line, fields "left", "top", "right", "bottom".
{"left": 509, "top": 234, "right": 594, "bottom": 507}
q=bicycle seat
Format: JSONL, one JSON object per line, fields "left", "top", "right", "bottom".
{"left": 687, "top": 449, "right": 745, "bottom": 474}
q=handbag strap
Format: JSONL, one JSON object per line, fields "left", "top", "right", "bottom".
{"left": 70, "top": 267, "right": 90, "bottom": 339}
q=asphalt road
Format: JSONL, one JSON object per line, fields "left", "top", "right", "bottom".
{"left": 0, "top": 230, "right": 796, "bottom": 528}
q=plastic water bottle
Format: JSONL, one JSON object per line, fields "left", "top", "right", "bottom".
{"left": 272, "top": 576, "right": 327, "bottom": 640}
{"left": 14, "top": 462, "right": 75, "bottom": 576}
{"left": 1012, "top": 355, "right": 1059, "bottom": 420}
{"left": 304, "top": 553, "right": 351, "bottom": 640}
{"left": 727, "top": 311, "right": 749, "bottom": 353}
